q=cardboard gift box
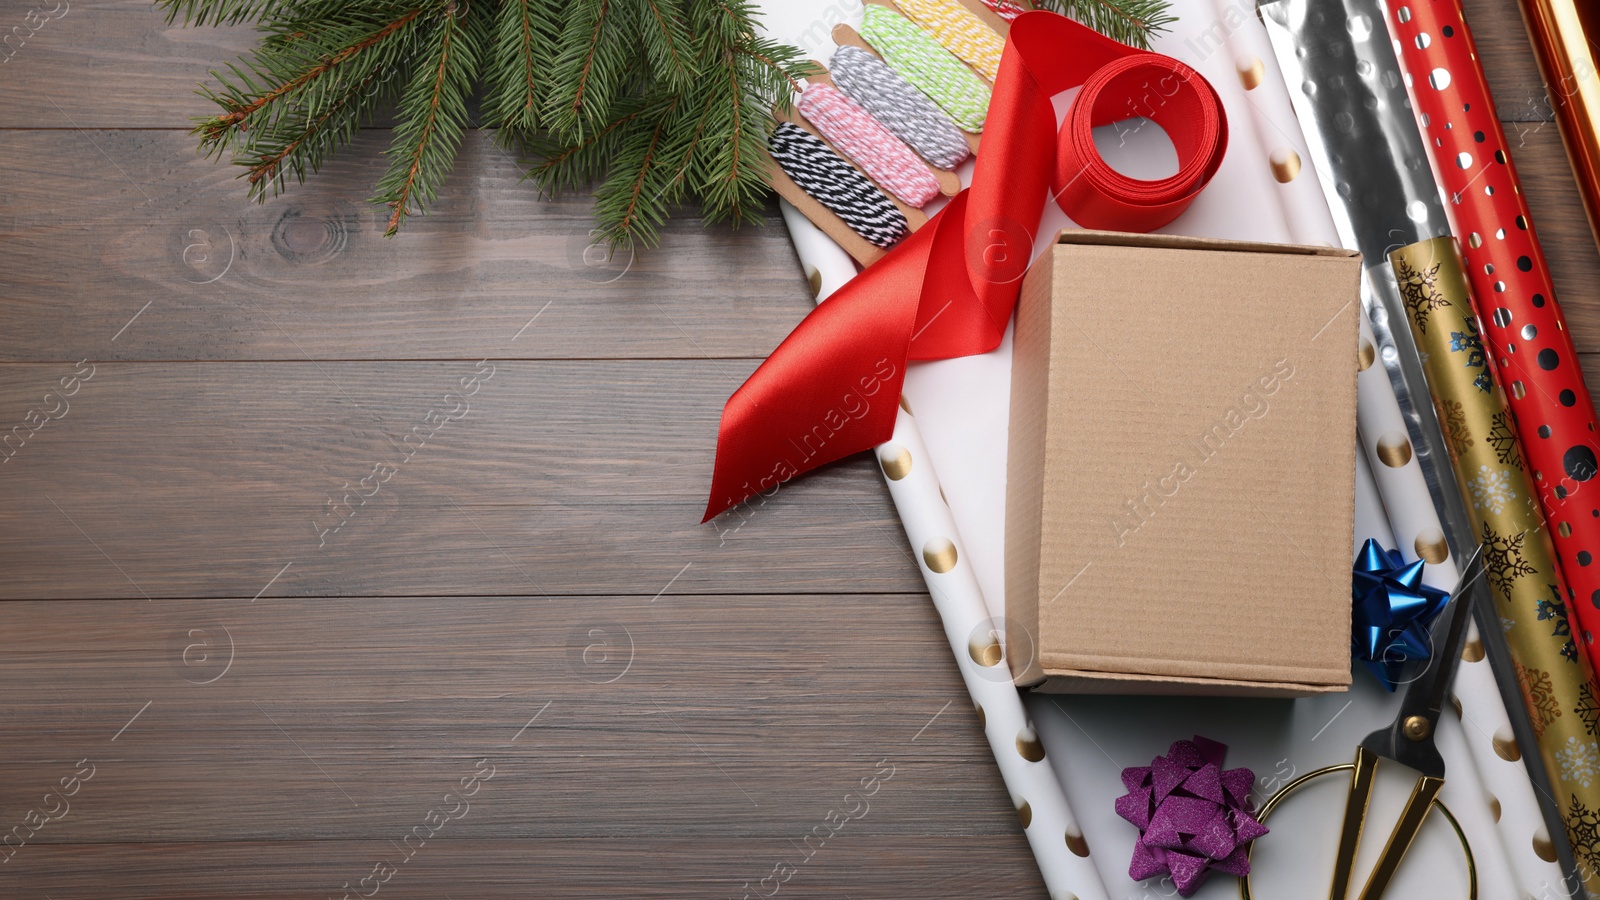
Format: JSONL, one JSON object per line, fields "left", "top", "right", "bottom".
{"left": 1005, "top": 231, "right": 1362, "bottom": 696}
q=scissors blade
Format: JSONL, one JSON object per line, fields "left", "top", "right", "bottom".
{"left": 1357, "top": 542, "right": 1484, "bottom": 779}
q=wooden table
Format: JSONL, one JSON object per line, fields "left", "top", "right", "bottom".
{"left": 1, "top": 2, "right": 1596, "bottom": 896}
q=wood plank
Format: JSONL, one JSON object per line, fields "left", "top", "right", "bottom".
{"left": 0, "top": 0, "right": 253, "bottom": 127}
{"left": 0, "top": 128, "right": 821, "bottom": 362}
{"left": 1515, "top": 133, "right": 1600, "bottom": 339}
{"left": 0, "top": 595, "right": 1032, "bottom": 840}
{"left": 0, "top": 362, "right": 924, "bottom": 599}
{"left": 1463, "top": 0, "right": 1558, "bottom": 122}
{"left": 0, "top": 0, "right": 1556, "bottom": 130}
{"left": 0, "top": 837, "right": 1042, "bottom": 898}
{"left": 4, "top": 126, "right": 1598, "bottom": 360}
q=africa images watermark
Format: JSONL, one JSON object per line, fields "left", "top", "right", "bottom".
{"left": 1, "top": 1, "right": 68, "bottom": 65}
{"left": 711, "top": 357, "right": 899, "bottom": 545}
{"left": 731, "top": 757, "right": 896, "bottom": 899}
{"left": 1110, "top": 358, "right": 1297, "bottom": 547}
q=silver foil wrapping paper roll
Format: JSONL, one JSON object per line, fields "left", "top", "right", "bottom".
{"left": 1260, "top": 0, "right": 1584, "bottom": 893}
{"left": 1258, "top": 0, "right": 1460, "bottom": 558}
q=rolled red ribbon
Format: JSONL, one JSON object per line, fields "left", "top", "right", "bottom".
{"left": 1384, "top": 0, "right": 1600, "bottom": 660}
{"left": 704, "top": 11, "right": 1227, "bottom": 520}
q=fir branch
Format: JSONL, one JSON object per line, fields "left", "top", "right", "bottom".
{"left": 374, "top": 3, "right": 486, "bottom": 235}
{"left": 1033, "top": 0, "right": 1174, "bottom": 49}
{"left": 193, "top": 5, "right": 426, "bottom": 149}
{"left": 527, "top": 98, "right": 648, "bottom": 192}
{"left": 156, "top": 0, "right": 292, "bottom": 26}
{"left": 590, "top": 94, "right": 682, "bottom": 247}
{"left": 485, "top": 0, "right": 557, "bottom": 136}
{"left": 239, "top": 59, "right": 396, "bottom": 197}
{"left": 630, "top": 0, "right": 692, "bottom": 90}
{"left": 171, "top": 0, "right": 1172, "bottom": 247}
{"left": 543, "top": 0, "right": 633, "bottom": 139}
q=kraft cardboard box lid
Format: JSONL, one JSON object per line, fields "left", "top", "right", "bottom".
{"left": 1005, "top": 230, "right": 1360, "bottom": 696}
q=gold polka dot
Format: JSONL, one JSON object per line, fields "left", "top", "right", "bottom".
{"left": 1512, "top": 380, "right": 1527, "bottom": 400}
{"left": 1066, "top": 822, "right": 1091, "bottom": 857}
{"left": 1489, "top": 794, "right": 1502, "bottom": 822}
{"left": 1462, "top": 637, "right": 1485, "bottom": 662}
{"left": 1376, "top": 432, "right": 1413, "bottom": 467}
{"left": 975, "top": 703, "right": 985, "bottom": 729}
{"left": 898, "top": 394, "right": 913, "bottom": 415}
{"left": 1534, "top": 828, "right": 1558, "bottom": 862}
{"left": 1493, "top": 727, "right": 1521, "bottom": 761}
{"left": 1270, "top": 147, "right": 1302, "bottom": 183}
{"left": 878, "top": 446, "right": 912, "bottom": 481}
{"left": 1358, "top": 338, "right": 1376, "bottom": 371}
{"left": 923, "top": 537, "right": 957, "bottom": 573}
{"left": 806, "top": 266, "right": 822, "bottom": 299}
{"left": 1237, "top": 54, "right": 1265, "bottom": 90}
{"left": 1415, "top": 528, "right": 1449, "bottom": 564}
{"left": 969, "top": 633, "right": 1002, "bottom": 667}
{"left": 1469, "top": 232, "right": 1482, "bottom": 249}
{"left": 1016, "top": 799, "right": 1032, "bottom": 829}
{"left": 1560, "top": 522, "right": 1573, "bottom": 538}
{"left": 1017, "top": 725, "right": 1045, "bottom": 762}
{"left": 1450, "top": 695, "right": 1463, "bottom": 719}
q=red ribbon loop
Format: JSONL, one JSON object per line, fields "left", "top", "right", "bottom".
{"left": 703, "top": 11, "right": 1228, "bottom": 521}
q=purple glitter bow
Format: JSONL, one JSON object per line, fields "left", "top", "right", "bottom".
{"left": 1114, "top": 735, "right": 1267, "bottom": 897}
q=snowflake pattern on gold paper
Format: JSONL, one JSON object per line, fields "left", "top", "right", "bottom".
{"left": 1579, "top": 684, "right": 1600, "bottom": 739}
{"left": 1435, "top": 399, "right": 1473, "bottom": 464}
{"left": 1468, "top": 465, "right": 1518, "bottom": 516}
{"left": 1487, "top": 410, "right": 1522, "bottom": 468}
{"left": 1559, "top": 736, "right": 1600, "bottom": 788}
{"left": 1566, "top": 794, "right": 1600, "bottom": 876}
{"left": 1483, "top": 522, "right": 1536, "bottom": 597}
{"left": 1517, "top": 662, "right": 1563, "bottom": 739}
{"left": 1448, "top": 318, "right": 1493, "bottom": 394}
{"left": 1395, "top": 256, "right": 1450, "bottom": 334}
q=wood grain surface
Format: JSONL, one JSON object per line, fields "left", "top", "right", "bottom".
{"left": 2, "top": 0, "right": 1598, "bottom": 897}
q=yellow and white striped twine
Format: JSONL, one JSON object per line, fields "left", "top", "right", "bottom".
{"left": 893, "top": 0, "right": 1005, "bottom": 82}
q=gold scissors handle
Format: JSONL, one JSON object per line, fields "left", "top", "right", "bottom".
{"left": 1239, "top": 756, "right": 1474, "bottom": 900}
{"left": 1328, "top": 746, "right": 1379, "bottom": 900}
{"left": 1355, "top": 763, "right": 1444, "bottom": 899}
{"left": 1331, "top": 747, "right": 1447, "bottom": 899}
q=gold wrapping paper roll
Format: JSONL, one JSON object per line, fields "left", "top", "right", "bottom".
{"left": 1393, "top": 236, "right": 1600, "bottom": 890}
{"left": 1514, "top": 0, "right": 1600, "bottom": 255}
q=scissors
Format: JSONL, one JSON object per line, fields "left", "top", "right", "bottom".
{"left": 1241, "top": 547, "right": 1482, "bottom": 899}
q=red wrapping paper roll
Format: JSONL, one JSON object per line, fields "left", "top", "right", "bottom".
{"left": 1383, "top": 0, "right": 1600, "bottom": 664}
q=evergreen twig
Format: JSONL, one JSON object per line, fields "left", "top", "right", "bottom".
{"left": 163, "top": 0, "right": 1174, "bottom": 247}
{"left": 1033, "top": 0, "right": 1174, "bottom": 49}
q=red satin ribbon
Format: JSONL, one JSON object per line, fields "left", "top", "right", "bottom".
{"left": 703, "top": 11, "right": 1228, "bottom": 521}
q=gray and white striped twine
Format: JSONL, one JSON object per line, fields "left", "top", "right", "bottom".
{"left": 829, "top": 45, "right": 971, "bottom": 170}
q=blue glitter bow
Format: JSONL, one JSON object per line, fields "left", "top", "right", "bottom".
{"left": 1352, "top": 539, "right": 1452, "bottom": 691}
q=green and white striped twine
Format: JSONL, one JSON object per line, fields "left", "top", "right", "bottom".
{"left": 859, "top": 4, "right": 992, "bottom": 133}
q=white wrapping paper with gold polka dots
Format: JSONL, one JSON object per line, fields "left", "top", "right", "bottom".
{"left": 778, "top": 200, "right": 1107, "bottom": 900}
